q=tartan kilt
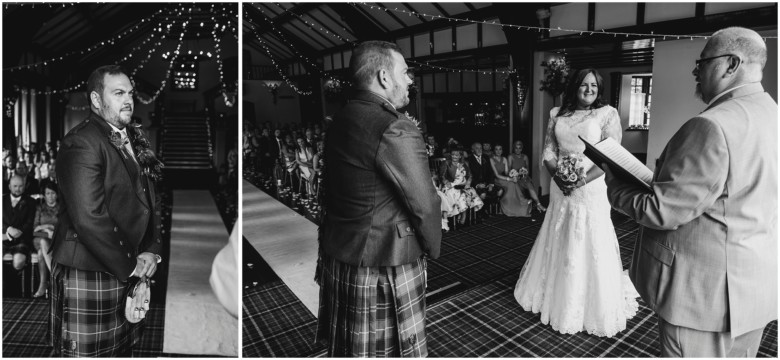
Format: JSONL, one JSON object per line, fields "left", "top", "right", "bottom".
{"left": 315, "top": 253, "right": 429, "bottom": 357}
{"left": 49, "top": 262, "right": 143, "bottom": 357}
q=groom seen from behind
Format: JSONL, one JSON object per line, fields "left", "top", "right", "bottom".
{"left": 315, "top": 40, "right": 441, "bottom": 357}
{"left": 604, "top": 27, "right": 777, "bottom": 357}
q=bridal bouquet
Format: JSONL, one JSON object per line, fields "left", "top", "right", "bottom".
{"left": 555, "top": 154, "right": 586, "bottom": 196}
{"left": 508, "top": 169, "right": 519, "bottom": 180}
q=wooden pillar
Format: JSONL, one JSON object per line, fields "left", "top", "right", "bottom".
{"left": 30, "top": 91, "right": 37, "bottom": 144}
{"left": 20, "top": 90, "right": 28, "bottom": 147}
{"left": 45, "top": 90, "right": 51, "bottom": 143}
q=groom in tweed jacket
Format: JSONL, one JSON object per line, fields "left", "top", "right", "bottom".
{"left": 315, "top": 40, "right": 441, "bottom": 357}
{"left": 51, "top": 65, "right": 163, "bottom": 357}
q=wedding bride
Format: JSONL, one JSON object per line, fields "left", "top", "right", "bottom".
{"left": 514, "top": 68, "right": 639, "bottom": 337}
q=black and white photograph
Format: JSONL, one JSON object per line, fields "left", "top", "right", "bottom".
{"left": 242, "top": 2, "right": 777, "bottom": 358}
{"left": 3, "top": 2, "right": 239, "bottom": 357}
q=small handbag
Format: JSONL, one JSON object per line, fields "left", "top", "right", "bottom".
{"left": 124, "top": 278, "right": 151, "bottom": 323}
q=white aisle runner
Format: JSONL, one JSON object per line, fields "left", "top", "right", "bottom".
{"left": 163, "top": 190, "right": 237, "bottom": 356}
{"left": 242, "top": 179, "right": 320, "bottom": 316}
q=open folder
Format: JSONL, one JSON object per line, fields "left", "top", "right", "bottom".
{"left": 579, "top": 135, "right": 653, "bottom": 192}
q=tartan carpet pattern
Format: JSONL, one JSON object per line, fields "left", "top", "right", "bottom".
{"left": 242, "top": 280, "right": 326, "bottom": 357}
{"left": 243, "top": 178, "right": 779, "bottom": 357}
{"left": 3, "top": 297, "right": 166, "bottom": 357}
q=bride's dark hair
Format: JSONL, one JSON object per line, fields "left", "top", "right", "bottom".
{"left": 556, "top": 68, "right": 606, "bottom": 118}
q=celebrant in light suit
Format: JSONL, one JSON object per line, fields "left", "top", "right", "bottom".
{"left": 51, "top": 65, "right": 164, "bottom": 357}
{"left": 604, "top": 27, "right": 777, "bottom": 357}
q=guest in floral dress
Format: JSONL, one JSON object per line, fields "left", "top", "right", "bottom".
{"left": 439, "top": 148, "right": 484, "bottom": 224}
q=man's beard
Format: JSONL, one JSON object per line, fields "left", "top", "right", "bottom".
{"left": 100, "top": 101, "right": 132, "bottom": 127}
{"left": 390, "top": 80, "right": 409, "bottom": 109}
{"left": 694, "top": 83, "right": 705, "bottom": 102}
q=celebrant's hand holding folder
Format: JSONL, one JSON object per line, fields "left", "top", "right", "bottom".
{"left": 579, "top": 136, "right": 653, "bottom": 192}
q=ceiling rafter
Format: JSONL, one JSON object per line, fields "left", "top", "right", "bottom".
{"left": 374, "top": 3, "right": 410, "bottom": 29}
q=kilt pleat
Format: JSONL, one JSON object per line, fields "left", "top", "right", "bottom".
{"left": 49, "top": 263, "right": 143, "bottom": 357}
{"left": 315, "top": 254, "right": 428, "bottom": 357}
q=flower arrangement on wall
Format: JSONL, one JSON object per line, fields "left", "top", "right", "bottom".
{"left": 539, "top": 56, "right": 570, "bottom": 102}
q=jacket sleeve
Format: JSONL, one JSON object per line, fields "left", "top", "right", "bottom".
{"left": 58, "top": 134, "right": 137, "bottom": 280}
{"left": 141, "top": 180, "right": 163, "bottom": 256}
{"left": 606, "top": 117, "right": 728, "bottom": 230}
{"left": 376, "top": 119, "right": 443, "bottom": 259}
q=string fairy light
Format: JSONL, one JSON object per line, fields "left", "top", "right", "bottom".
{"left": 4, "top": 7, "right": 168, "bottom": 72}
{"left": 245, "top": 20, "right": 313, "bottom": 96}
{"left": 352, "top": 2, "right": 778, "bottom": 40}
{"left": 136, "top": 19, "right": 189, "bottom": 104}
{"left": 406, "top": 60, "right": 514, "bottom": 75}
{"left": 249, "top": 7, "right": 324, "bottom": 74}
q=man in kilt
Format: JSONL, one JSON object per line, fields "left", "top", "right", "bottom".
{"left": 315, "top": 41, "right": 442, "bottom": 357}
{"left": 51, "top": 65, "right": 164, "bottom": 357}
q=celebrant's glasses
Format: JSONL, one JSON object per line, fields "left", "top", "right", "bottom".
{"left": 694, "top": 54, "right": 738, "bottom": 70}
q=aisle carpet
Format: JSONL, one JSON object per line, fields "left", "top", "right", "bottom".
{"left": 163, "top": 190, "right": 237, "bottom": 356}
{"left": 242, "top": 180, "right": 320, "bottom": 316}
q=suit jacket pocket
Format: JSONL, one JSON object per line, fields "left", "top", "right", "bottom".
{"left": 395, "top": 221, "right": 415, "bottom": 238}
{"left": 65, "top": 228, "right": 79, "bottom": 242}
{"left": 644, "top": 240, "right": 675, "bottom": 266}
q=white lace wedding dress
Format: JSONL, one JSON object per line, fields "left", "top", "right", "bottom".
{"left": 514, "top": 105, "right": 639, "bottom": 337}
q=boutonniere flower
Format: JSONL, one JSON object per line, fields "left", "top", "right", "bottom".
{"left": 403, "top": 111, "right": 422, "bottom": 132}
{"left": 107, "top": 124, "right": 165, "bottom": 181}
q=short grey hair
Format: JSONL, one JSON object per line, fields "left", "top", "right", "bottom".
{"left": 349, "top": 41, "right": 403, "bottom": 88}
{"left": 711, "top": 27, "right": 767, "bottom": 68}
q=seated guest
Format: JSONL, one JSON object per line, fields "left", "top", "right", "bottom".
{"left": 3, "top": 156, "right": 16, "bottom": 195}
{"left": 490, "top": 144, "right": 530, "bottom": 217}
{"left": 258, "top": 128, "right": 272, "bottom": 176}
{"left": 281, "top": 134, "right": 299, "bottom": 188}
{"left": 39, "top": 162, "right": 57, "bottom": 190}
{"left": 32, "top": 181, "right": 60, "bottom": 297}
{"left": 482, "top": 142, "right": 494, "bottom": 158}
{"left": 467, "top": 142, "right": 501, "bottom": 202}
{"left": 312, "top": 139, "right": 325, "bottom": 198}
{"left": 36, "top": 152, "right": 52, "bottom": 181}
{"left": 425, "top": 135, "right": 441, "bottom": 158}
{"left": 509, "top": 140, "right": 545, "bottom": 212}
{"left": 294, "top": 136, "right": 315, "bottom": 196}
{"left": 431, "top": 174, "right": 455, "bottom": 231}
{"left": 440, "top": 148, "right": 484, "bottom": 224}
{"left": 304, "top": 128, "right": 317, "bottom": 149}
{"left": 15, "top": 162, "right": 39, "bottom": 197}
{"left": 3, "top": 175, "right": 36, "bottom": 270}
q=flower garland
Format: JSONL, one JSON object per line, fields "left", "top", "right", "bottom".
{"left": 108, "top": 123, "right": 165, "bottom": 181}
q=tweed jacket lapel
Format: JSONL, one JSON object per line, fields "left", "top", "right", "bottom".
{"left": 87, "top": 112, "right": 150, "bottom": 209}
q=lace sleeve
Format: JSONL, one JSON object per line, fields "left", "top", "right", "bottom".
{"left": 601, "top": 106, "right": 623, "bottom": 143}
{"left": 542, "top": 108, "right": 559, "bottom": 164}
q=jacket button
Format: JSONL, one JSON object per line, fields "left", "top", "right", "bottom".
{"left": 73, "top": 234, "right": 78, "bottom": 238}
{"left": 127, "top": 253, "right": 131, "bottom": 258}
{"left": 144, "top": 210, "right": 148, "bottom": 214}
{"left": 120, "top": 241, "right": 124, "bottom": 245}
{"left": 157, "top": 238, "right": 161, "bottom": 243}
{"left": 408, "top": 334, "right": 416, "bottom": 345}
{"left": 406, "top": 227, "right": 411, "bottom": 232}
{"left": 113, "top": 227, "right": 118, "bottom": 232}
